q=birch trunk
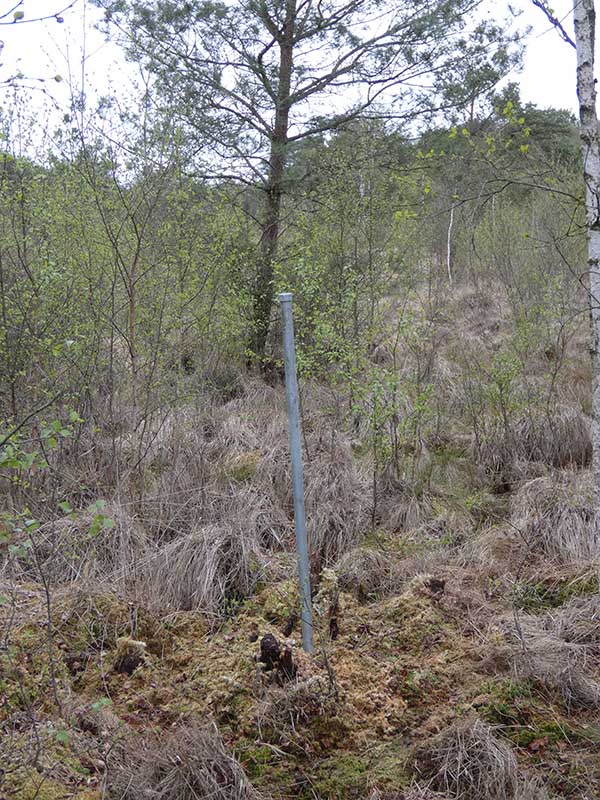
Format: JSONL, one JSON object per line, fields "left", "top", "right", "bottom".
{"left": 573, "top": 0, "right": 600, "bottom": 580}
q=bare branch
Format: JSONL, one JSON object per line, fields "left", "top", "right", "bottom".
{"left": 530, "top": 0, "right": 576, "bottom": 48}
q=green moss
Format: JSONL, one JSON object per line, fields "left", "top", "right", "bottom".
{"left": 4, "top": 770, "right": 99, "bottom": 800}
{"left": 259, "top": 579, "right": 299, "bottom": 624}
{"left": 479, "top": 678, "right": 534, "bottom": 728}
{"left": 513, "top": 575, "right": 598, "bottom": 612}
{"left": 239, "top": 743, "right": 279, "bottom": 779}
{"left": 511, "top": 719, "right": 574, "bottom": 748}
{"left": 236, "top": 741, "right": 300, "bottom": 795}
{"left": 362, "top": 528, "right": 422, "bottom": 556}
{"left": 478, "top": 679, "right": 581, "bottom": 749}
{"left": 311, "top": 753, "right": 369, "bottom": 800}
{"left": 368, "top": 740, "right": 411, "bottom": 790}
{"left": 225, "top": 451, "right": 261, "bottom": 482}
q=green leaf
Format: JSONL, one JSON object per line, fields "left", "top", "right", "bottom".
{"left": 91, "top": 697, "right": 112, "bottom": 712}
{"left": 13, "top": 10, "right": 24, "bottom": 21}
{"left": 54, "top": 729, "right": 69, "bottom": 745}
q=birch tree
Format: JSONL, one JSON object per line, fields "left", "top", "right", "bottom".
{"left": 573, "top": 0, "right": 600, "bottom": 576}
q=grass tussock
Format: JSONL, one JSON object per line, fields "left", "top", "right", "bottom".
{"left": 255, "top": 673, "right": 338, "bottom": 746}
{"left": 335, "top": 547, "right": 406, "bottom": 600}
{"left": 368, "top": 786, "right": 452, "bottom": 800}
{"left": 139, "top": 523, "right": 264, "bottom": 617}
{"left": 504, "top": 597, "right": 600, "bottom": 711}
{"left": 548, "top": 594, "right": 600, "bottom": 646}
{"left": 374, "top": 471, "right": 441, "bottom": 533}
{"left": 475, "top": 406, "right": 591, "bottom": 490}
{"left": 142, "top": 378, "right": 369, "bottom": 567}
{"left": 510, "top": 469, "right": 595, "bottom": 563}
{"left": 4, "top": 378, "right": 371, "bottom": 620}
{"left": 256, "top": 423, "right": 370, "bottom": 566}
{"left": 413, "top": 718, "right": 519, "bottom": 800}
{"left": 104, "top": 721, "right": 264, "bottom": 800}
{"left": 517, "top": 406, "right": 591, "bottom": 470}
{"left": 512, "top": 630, "right": 600, "bottom": 710}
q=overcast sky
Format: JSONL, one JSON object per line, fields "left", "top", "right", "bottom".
{"left": 0, "top": 0, "right": 585, "bottom": 128}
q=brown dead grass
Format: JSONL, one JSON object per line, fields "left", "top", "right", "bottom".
{"left": 547, "top": 594, "right": 600, "bottom": 647}
{"left": 510, "top": 469, "right": 595, "bottom": 563}
{"left": 368, "top": 786, "right": 451, "bottom": 799}
{"left": 335, "top": 547, "right": 406, "bottom": 599}
{"left": 471, "top": 404, "right": 590, "bottom": 494}
{"left": 139, "top": 523, "right": 264, "bottom": 617}
{"left": 104, "top": 720, "right": 264, "bottom": 800}
{"left": 499, "top": 598, "right": 600, "bottom": 711}
{"left": 413, "top": 718, "right": 519, "bottom": 800}
{"left": 8, "top": 502, "right": 148, "bottom": 585}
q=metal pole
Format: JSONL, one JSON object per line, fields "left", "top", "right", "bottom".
{"left": 279, "top": 292, "right": 313, "bottom": 654}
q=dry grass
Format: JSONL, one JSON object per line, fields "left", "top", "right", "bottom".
{"left": 375, "top": 484, "right": 440, "bottom": 534}
{"left": 334, "top": 547, "right": 452, "bottom": 600}
{"left": 6, "top": 378, "right": 370, "bottom": 620}
{"left": 367, "top": 786, "right": 451, "bottom": 799}
{"left": 459, "top": 526, "right": 525, "bottom": 576}
{"left": 475, "top": 406, "right": 591, "bottom": 490}
{"left": 254, "top": 673, "right": 338, "bottom": 745}
{"left": 255, "top": 422, "right": 370, "bottom": 567}
{"left": 502, "top": 600, "right": 600, "bottom": 711}
{"left": 104, "top": 721, "right": 264, "bottom": 800}
{"left": 134, "top": 405, "right": 214, "bottom": 541}
{"left": 516, "top": 406, "right": 591, "bottom": 469}
{"left": 512, "top": 630, "right": 600, "bottom": 710}
{"left": 335, "top": 547, "right": 406, "bottom": 599}
{"left": 139, "top": 523, "right": 264, "bottom": 616}
{"left": 8, "top": 503, "right": 148, "bottom": 585}
{"left": 547, "top": 595, "right": 600, "bottom": 647}
{"left": 413, "top": 718, "right": 519, "bottom": 800}
{"left": 140, "top": 379, "right": 370, "bottom": 568}
{"left": 509, "top": 469, "right": 595, "bottom": 563}
{"left": 514, "top": 775, "right": 550, "bottom": 800}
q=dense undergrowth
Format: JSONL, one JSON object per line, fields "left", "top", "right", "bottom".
{"left": 2, "top": 267, "right": 600, "bottom": 799}
{"left": 0, "top": 78, "right": 596, "bottom": 798}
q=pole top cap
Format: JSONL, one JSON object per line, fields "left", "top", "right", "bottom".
{"left": 278, "top": 292, "right": 293, "bottom": 303}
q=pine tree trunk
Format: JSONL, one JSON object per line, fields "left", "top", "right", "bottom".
{"left": 251, "top": 0, "right": 295, "bottom": 362}
{"left": 573, "top": 0, "right": 600, "bottom": 580}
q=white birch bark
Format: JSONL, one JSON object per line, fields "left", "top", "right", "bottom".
{"left": 573, "top": 0, "right": 600, "bottom": 578}
{"left": 447, "top": 204, "right": 455, "bottom": 284}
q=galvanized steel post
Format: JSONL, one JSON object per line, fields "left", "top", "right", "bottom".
{"left": 279, "top": 292, "right": 313, "bottom": 654}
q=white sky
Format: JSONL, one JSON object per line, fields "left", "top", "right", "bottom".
{"left": 0, "top": 0, "right": 586, "bottom": 130}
